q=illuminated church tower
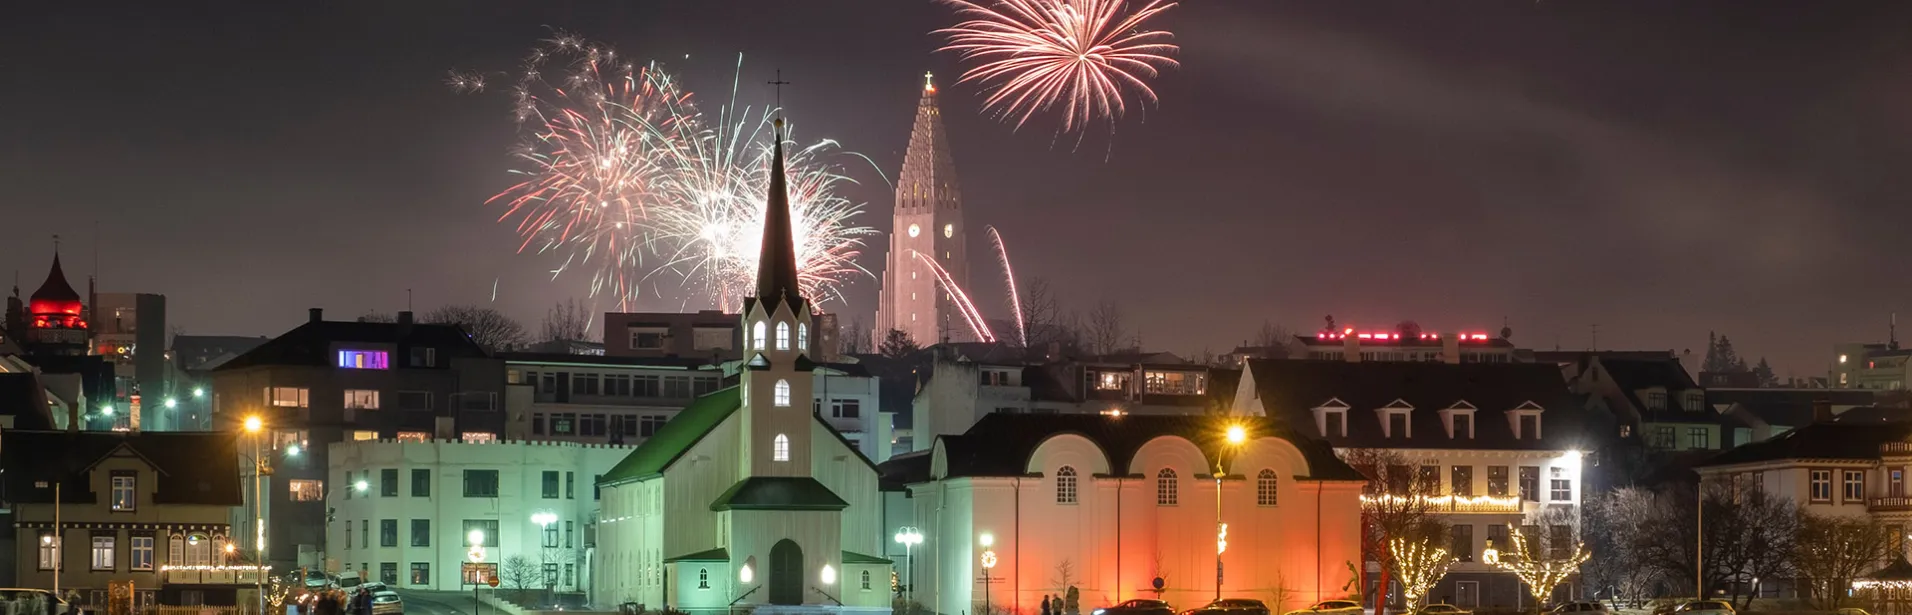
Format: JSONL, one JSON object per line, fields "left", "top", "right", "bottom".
{"left": 18, "top": 247, "right": 90, "bottom": 356}
{"left": 741, "top": 121, "right": 818, "bottom": 478}
{"left": 875, "top": 73, "right": 970, "bottom": 346}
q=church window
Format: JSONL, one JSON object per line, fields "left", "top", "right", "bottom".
{"left": 773, "top": 435, "right": 790, "bottom": 462}
{"left": 774, "top": 380, "right": 791, "bottom": 407}
{"left": 861, "top": 570, "right": 871, "bottom": 590}
{"left": 1156, "top": 468, "right": 1179, "bottom": 506}
{"left": 1056, "top": 466, "right": 1078, "bottom": 505}
{"left": 798, "top": 323, "right": 808, "bottom": 351}
{"left": 1258, "top": 469, "right": 1278, "bottom": 506}
{"left": 698, "top": 568, "right": 709, "bottom": 590}
{"left": 776, "top": 322, "right": 791, "bottom": 351}
{"left": 752, "top": 322, "right": 767, "bottom": 350}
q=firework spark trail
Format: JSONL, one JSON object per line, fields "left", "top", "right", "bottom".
{"left": 986, "top": 226, "right": 1027, "bottom": 346}
{"left": 912, "top": 250, "right": 996, "bottom": 343}
{"left": 936, "top": 0, "right": 1180, "bottom": 134}
{"left": 466, "top": 37, "right": 875, "bottom": 310}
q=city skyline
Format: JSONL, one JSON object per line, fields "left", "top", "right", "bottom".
{"left": 6, "top": 1, "right": 1912, "bottom": 375}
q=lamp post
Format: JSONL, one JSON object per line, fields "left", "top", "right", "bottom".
{"left": 532, "top": 512, "right": 558, "bottom": 605}
{"left": 893, "top": 527, "right": 924, "bottom": 606}
{"left": 244, "top": 415, "right": 265, "bottom": 615}
{"left": 979, "top": 533, "right": 998, "bottom": 615}
{"left": 469, "top": 530, "right": 488, "bottom": 615}
{"left": 1217, "top": 424, "right": 1247, "bottom": 600}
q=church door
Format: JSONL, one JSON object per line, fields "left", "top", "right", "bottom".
{"left": 769, "top": 539, "right": 804, "bottom": 605}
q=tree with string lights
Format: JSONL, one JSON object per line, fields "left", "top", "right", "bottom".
{"left": 1489, "top": 527, "right": 1590, "bottom": 614}
{"left": 1388, "top": 536, "right": 1455, "bottom": 610}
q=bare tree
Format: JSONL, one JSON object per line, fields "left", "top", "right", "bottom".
{"left": 499, "top": 555, "right": 540, "bottom": 604}
{"left": 358, "top": 310, "right": 394, "bottom": 323}
{"left": 1252, "top": 321, "right": 1297, "bottom": 359}
{"left": 879, "top": 329, "right": 920, "bottom": 359}
{"left": 1794, "top": 512, "right": 1888, "bottom": 609}
{"left": 1083, "top": 299, "right": 1127, "bottom": 357}
{"left": 1019, "top": 276, "right": 1065, "bottom": 350}
{"left": 1702, "top": 484, "right": 1798, "bottom": 609}
{"left": 1584, "top": 487, "right": 1668, "bottom": 608}
{"left": 540, "top": 298, "right": 592, "bottom": 343}
{"left": 423, "top": 304, "right": 528, "bottom": 353}
{"left": 841, "top": 316, "right": 871, "bottom": 355}
{"left": 1338, "top": 448, "right": 1447, "bottom": 615}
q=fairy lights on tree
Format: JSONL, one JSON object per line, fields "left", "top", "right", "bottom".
{"left": 1488, "top": 528, "right": 1590, "bottom": 612}
{"left": 1388, "top": 536, "right": 1455, "bottom": 609}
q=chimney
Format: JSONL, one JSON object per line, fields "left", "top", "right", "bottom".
{"left": 309, "top": 308, "right": 324, "bottom": 323}
{"left": 1343, "top": 332, "right": 1360, "bottom": 363}
{"left": 397, "top": 311, "right": 414, "bottom": 337}
{"left": 1443, "top": 334, "right": 1461, "bottom": 364}
{"left": 1812, "top": 399, "right": 1833, "bottom": 424}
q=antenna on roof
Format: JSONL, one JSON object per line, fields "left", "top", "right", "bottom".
{"left": 1892, "top": 313, "right": 1899, "bottom": 351}
{"left": 1589, "top": 324, "right": 1599, "bottom": 351}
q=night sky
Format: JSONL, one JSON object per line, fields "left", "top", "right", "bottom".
{"left": 6, "top": 1, "right": 1912, "bottom": 377}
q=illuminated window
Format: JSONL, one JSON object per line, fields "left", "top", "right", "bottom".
{"left": 337, "top": 350, "right": 390, "bottom": 370}
{"left": 1257, "top": 469, "right": 1278, "bottom": 506}
{"left": 753, "top": 322, "right": 767, "bottom": 350}
{"left": 111, "top": 473, "right": 136, "bottom": 511}
{"left": 289, "top": 480, "right": 324, "bottom": 502}
{"left": 1155, "top": 468, "right": 1178, "bottom": 506}
{"left": 1056, "top": 466, "right": 1078, "bottom": 504}
{"left": 266, "top": 387, "right": 309, "bottom": 408}
{"left": 462, "top": 432, "right": 496, "bottom": 443}
{"left": 776, "top": 322, "right": 791, "bottom": 351}
{"left": 773, "top": 434, "right": 790, "bottom": 461}
{"left": 130, "top": 536, "right": 154, "bottom": 571}
{"left": 91, "top": 535, "right": 115, "bottom": 571}
{"left": 774, "top": 380, "right": 791, "bottom": 407}
{"left": 861, "top": 569, "right": 872, "bottom": 590}
{"left": 798, "top": 323, "right": 808, "bottom": 351}
{"left": 345, "top": 389, "right": 380, "bottom": 410}
{"left": 38, "top": 532, "right": 60, "bottom": 570}
{"left": 352, "top": 430, "right": 378, "bottom": 441}
{"left": 396, "top": 431, "right": 430, "bottom": 442}
{"left": 943, "top": 223, "right": 953, "bottom": 238}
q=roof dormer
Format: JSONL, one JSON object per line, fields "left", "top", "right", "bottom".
{"left": 1376, "top": 398, "right": 1414, "bottom": 439}
{"left": 1312, "top": 398, "right": 1351, "bottom": 438}
{"left": 1508, "top": 400, "right": 1545, "bottom": 440}
{"left": 1439, "top": 400, "right": 1478, "bottom": 439}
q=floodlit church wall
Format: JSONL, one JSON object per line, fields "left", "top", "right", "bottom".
{"left": 661, "top": 416, "right": 742, "bottom": 565}
{"left": 812, "top": 419, "right": 886, "bottom": 555}
{"left": 729, "top": 509, "right": 843, "bottom": 606}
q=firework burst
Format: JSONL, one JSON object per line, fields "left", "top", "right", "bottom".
{"left": 467, "top": 36, "right": 876, "bottom": 309}
{"left": 936, "top": 0, "right": 1180, "bottom": 134}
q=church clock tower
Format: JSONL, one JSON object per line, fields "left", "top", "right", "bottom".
{"left": 876, "top": 73, "right": 969, "bottom": 347}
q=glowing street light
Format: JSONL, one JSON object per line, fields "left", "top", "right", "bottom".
{"left": 469, "top": 529, "right": 486, "bottom": 547}
{"left": 354, "top": 480, "right": 369, "bottom": 493}
{"left": 100, "top": 405, "right": 114, "bottom": 416}
{"left": 193, "top": 387, "right": 205, "bottom": 398}
{"left": 285, "top": 445, "right": 301, "bottom": 457}
{"left": 1225, "top": 424, "right": 1247, "bottom": 445}
{"left": 979, "top": 533, "right": 999, "bottom": 614}
{"left": 243, "top": 416, "right": 263, "bottom": 433}
{"left": 1217, "top": 422, "right": 1249, "bottom": 600}
{"left": 164, "top": 398, "right": 178, "bottom": 409}
{"left": 894, "top": 527, "right": 924, "bottom": 605}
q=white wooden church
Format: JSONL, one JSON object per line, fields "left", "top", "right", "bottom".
{"left": 592, "top": 121, "right": 891, "bottom": 615}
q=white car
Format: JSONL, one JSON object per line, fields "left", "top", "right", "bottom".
{"left": 1674, "top": 601, "right": 1735, "bottom": 615}
{"left": 1284, "top": 601, "right": 1363, "bottom": 615}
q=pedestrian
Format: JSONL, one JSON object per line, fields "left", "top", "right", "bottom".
{"left": 1042, "top": 594, "right": 1053, "bottom": 615}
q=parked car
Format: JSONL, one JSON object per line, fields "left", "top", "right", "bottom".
{"left": 1673, "top": 601, "right": 1735, "bottom": 615}
{"left": 1183, "top": 599, "right": 1270, "bottom": 615}
{"left": 1418, "top": 604, "right": 1471, "bottom": 615}
{"left": 1836, "top": 609, "right": 1873, "bottom": 615}
{"left": 1284, "top": 601, "right": 1362, "bottom": 615}
{"left": 1550, "top": 603, "right": 1608, "bottom": 614}
{"left": 371, "top": 591, "right": 403, "bottom": 615}
{"left": 0, "top": 589, "right": 73, "bottom": 615}
{"left": 336, "top": 571, "right": 364, "bottom": 591}
{"left": 1096, "top": 600, "right": 1174, "bottom": 615}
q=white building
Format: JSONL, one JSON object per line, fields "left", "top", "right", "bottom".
{"left": 878, "top": 414, "right": 1367, "bottom": 615}
{"left": 1232, "top": 359, "right": 1600, "bottom": 610}
{"left": 592, "top": 128, "right": 891, "bottom": 615}
{"left": 326, "top": 438, "right": 634, "bottom": 592}
{"left": 909, "top": 346, "right": 1220, "bottom": 453}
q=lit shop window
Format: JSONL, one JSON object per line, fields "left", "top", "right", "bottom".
{"left": 338, "top": 350, "right": 390, "bottom": 370}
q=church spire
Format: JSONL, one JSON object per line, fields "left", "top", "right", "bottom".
{"left": 754, "top": 118, "right": 802, "bottom": 310}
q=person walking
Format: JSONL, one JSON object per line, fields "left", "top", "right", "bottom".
{"left": 1042, "top": 594, "right": 1053, "bottom": 615}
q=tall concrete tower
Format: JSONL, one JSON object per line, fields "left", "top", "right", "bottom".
{"left": 875, "top": 72, "right": 969, "bottom": 347}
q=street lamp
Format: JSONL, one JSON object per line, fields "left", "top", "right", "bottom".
{"left": 164, "top": 398, "right": 177, "bottom": 409}
{"left": 242, "top": 415, "right": 265, "bottom": 615}
{"left": 1217, "top": 422, "right": 1248, "bottom": 600}
{"left": 468, "top": 531, "right": 488, "bottom": 615}
{"left": 193, "top": 387, "right": 205, "bottom": 398}
{"left": 979, "top": 534, "right": 998, "bottom": 615}
{"left": 354, "top": 480, "right": 369, "bottom": 493}
{"left": 893, "top": 527, "right": 924, "bottom": 606}
{"left": 532, "top": 512, "right": 559, "bottom": 603}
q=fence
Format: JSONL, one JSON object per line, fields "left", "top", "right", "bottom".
{"left": 149, "top": 607, "right": 247, "bottom": 615}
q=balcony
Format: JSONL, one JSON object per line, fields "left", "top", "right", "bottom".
{"left": 1882, "top": 442, "right": 1912, "bottom": 457}
{"left": 1360, "top": 494, "right": 1524, "bottom": 514}
{"left": 159, "top": 565, "right": 272, "bottom": 585}
{"left": 1871, "top": 497, "right": 1912, "bottom": 512}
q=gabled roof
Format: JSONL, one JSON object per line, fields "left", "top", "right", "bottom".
{"left": 1709, "top": 388, "right": 1878, "bottom": 427}
{"left": 0, "top": 430, "right": 242, "bottom": 506}
{"left": 896, "top": 413, "right": 1364, "bottom": 483}
{"left": 217, "top": 318, "right": 487, "bottom": 371}
{"left": 709, "top": 476, "right": 847, "bottom": 511}
{"left": 598, "top": 386, "right": 743, "bottom": 484}
{"left": 1244, "top": 359, "right": 1596, "bottom": 451}
{"left": 1697, "top": 422, "right": 1912, "bottom": 468}
{"left": 842, "top": 551, "right": 892, "bottom": 564}
{"left": 665, "top": 548, "right": 729, "bottom": 563}
{"left": 1596, "top": 358, "right": 1703, "bottom": 417}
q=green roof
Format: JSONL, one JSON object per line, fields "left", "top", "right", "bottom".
{"left": 841, "top": 551, "right": 892, "bottom": 565}
{"left": 664, "top": 548, "right": 730, "bottom": 563}
{"left": 710, "top": 476, "right": 848, "bottom": 511}
{"left": 599, "top": 386, "right": 743, "bottom": 484}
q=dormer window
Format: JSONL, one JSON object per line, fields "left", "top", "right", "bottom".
{"left": 1440, "top": 401, "right": 1478, "bottom": 439}
{"left": 1508, "top": 401, "right": 1545, "bottom": 440}
{"left": 1645, "top": 391, "right": 1666, "bottom": 411}
{"left": 1312, "top": 398, "right": 1351, "bottom": 438}
{"left": 1685, "top": 392, "right": 1704, "bottom": 412}
{"left": 1376, "top": 399, "right": 1414, "bottom": 438}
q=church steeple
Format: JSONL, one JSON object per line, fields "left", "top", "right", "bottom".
{"left": 754, "top": 119, "right": 803, "bottom": 312}
{"left": 875, "top": 71, "right": 970, "bottom": 347}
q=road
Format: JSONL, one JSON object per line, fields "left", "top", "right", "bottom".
{"left": 396, "top": 590, "right": 485, "bottom": 615}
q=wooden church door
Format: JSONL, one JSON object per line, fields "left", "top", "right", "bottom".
{"left": 769, "top": 539, "right": 804, "bottom": 605}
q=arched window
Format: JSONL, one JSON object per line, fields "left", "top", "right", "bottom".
{"left": 773, "top": 434, "right": 790, "bottom": 461}
{"left": 1056, "top": 466, "right": 1078, "bottom": 505}
{"left": 860, "top": 570, "right": 871, "bottom": 590}
{"left": 752, "top": 322, "right": 767, "bottom": 350}
{"left": 1156, "top": 468, "right": 1179, "bottom": 506}
{"left": 776, "top": 322, "right": 791, "bottom": 351}
{"left": 774, "top": 380, "right": 791, "bottom": 407}
{"left": 1258, "top": 469, "right": 1278, "bottom": 507}
{"left": 698, "top": 568, "right": 710, "bottom": 590}
{"left": 798, "top": 323, "right": 809, "bottom": 351}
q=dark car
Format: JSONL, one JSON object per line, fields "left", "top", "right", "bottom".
{"left": 1182, "top": 599, "right": 1271, "bottom": 615}
{"left": 1097, "top": 600, "right": 1174, "bottom": 615}
{"left": 1417, "top": 605, "right": 1471, "bottom": 615}
{"left": 1550, "top": 603, "right": 1608, "bottom": 614}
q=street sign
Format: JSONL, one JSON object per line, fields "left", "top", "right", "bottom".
{"left": 487, "top": 576, "right": 500, "bottom": 588}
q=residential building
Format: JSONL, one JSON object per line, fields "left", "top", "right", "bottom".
{"left": 1563, "top": 357, "right": 1721, "bottom": 451}
{"left": 591, "top": 127, "right": 890, "bottom": 614}
{"left": 1708, "top": 387, "right": 1877, "bottom": 444}
{"left": 1832, "top": 342, "right": 1912, "bottom": 390}
{"left": 89, "top": 292, "right": 179, "bottom": 431}
{"left": 1, "top": 430, "right": 246, "bottom": 610}
{"left": 876, "top": 74, "right": 972, "bottom": 347}
{"left": 877, "top": 413, "right": 1366, "bottom": 615}
{"left": 1293, "top": 326, "right": 1521, "bottom": 364}
{"left": 1231, "top": 359, "right": 1601, "bottom": 609}
{"left": 602, "top": 310, "right": 838, "bottom": 363}
{"left": 909, "top": 345, "right": 1220, "bottom": 452}
{"left": 209, "top": 308, "right": 501, "bottom": 572}
{"left": 325, "top": 438, "right": 633, "bottom": 591}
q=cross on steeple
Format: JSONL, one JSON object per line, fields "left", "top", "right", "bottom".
{"left": 768, "top": 69, "right": 791, "bottom": 117}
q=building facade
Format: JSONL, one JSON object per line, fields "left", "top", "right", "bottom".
{"left": 880, "top": 414, "right": 1367, "bottom": 615}
{"left": 909, "top": 347, "right": 1219, "bottom": 453}
{"left": 875, "top": 74, "right": 970, "bottom": 347}
{"left": 210, "top": 309, "right": 503, "bottom": 571}
{"left": 602, "top": 311, "right": 837, "bottom": 363}
{"left": 325, "top": 439, "right": 633, "bottom": 592}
